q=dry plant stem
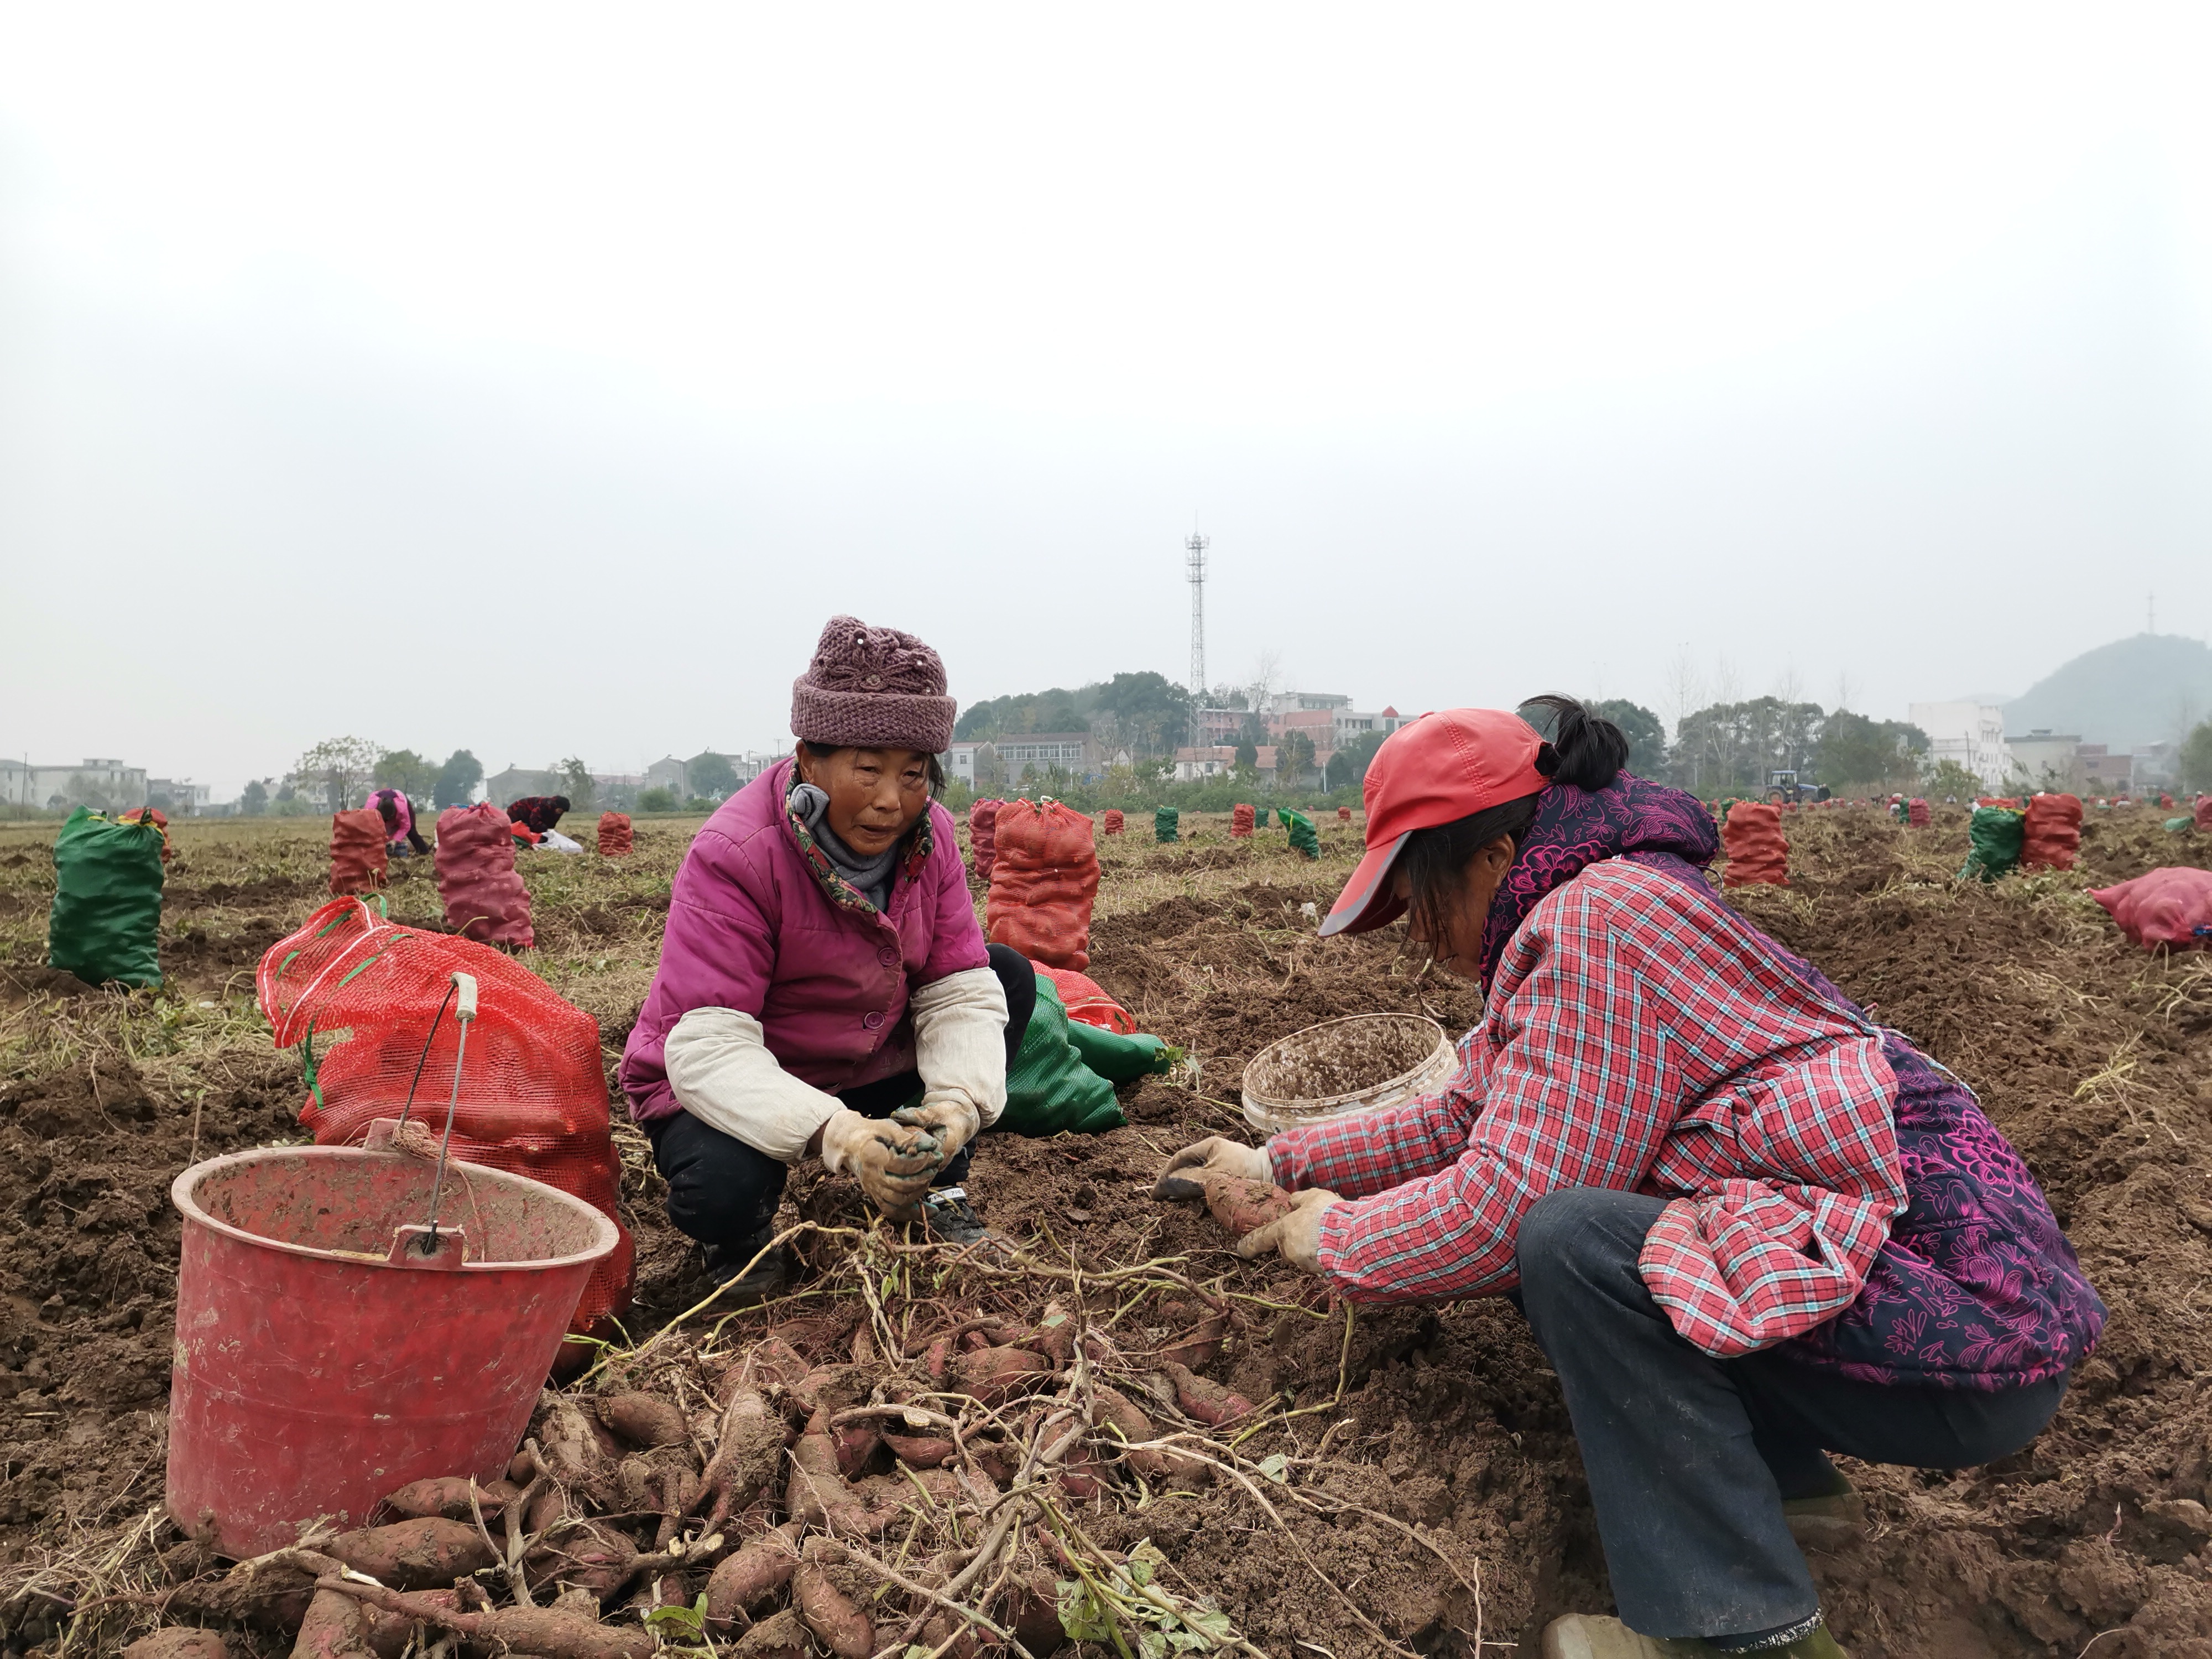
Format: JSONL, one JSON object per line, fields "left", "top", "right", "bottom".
{"left": 588, "top": 1222, "right": 860, "bottom": 1381}
{"left": 837, "top": 1540, "right": 1034, "bottom": 1659}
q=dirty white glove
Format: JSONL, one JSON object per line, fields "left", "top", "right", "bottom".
{"left": 1235, "top": 1189, "right": 1342, "bottom": 1273}
{"left": 893, "top": 1092, "right": 982, "bottom": 1164}
{"left": 1151, "top": 1136, "right": 1271, "bottom": 1199}
{"left": 820, "top": 1107, "right": 945, "bottom": 1215}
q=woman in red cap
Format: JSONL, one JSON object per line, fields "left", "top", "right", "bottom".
{"left": 1160, "top": 697, "right": 2100, "bottom": 1659}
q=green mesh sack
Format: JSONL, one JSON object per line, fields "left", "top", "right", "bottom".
{"left": 1280, "top": 807, "right": 1320, "bottom": 859}
{"left": 1063, "top": 1016, "right": 1175, "bottom": 1084}
{"left": 1959, "top": 806, "right": 2025, "bottom": 883}
{"left": 2165, "top": 816, "right": 2193, "bottom": 834}
{"left": 998, "top": 977, "right": 1126, "bottom": 1134}
{"left": 48, "top": 807, "right": 166, "bottom": 988}
{"left": 1253, "top": 806, "right": 1271, "bottom": 828}
{"left": 1154, "top": 807, "right": 1178, "bottom": 843}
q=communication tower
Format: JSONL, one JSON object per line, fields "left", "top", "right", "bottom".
{"left": 1186, "top": 531, "right": 1209, "bottom": 696}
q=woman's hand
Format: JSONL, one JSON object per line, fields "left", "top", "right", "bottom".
{"left": 893, "top": 1093, "right": 980, "bottom": 1162}
{"left": 1234, "top": 1189, "right": 1342, "bottom": 1272}
{"left": 820, "top": 1108, "right": 945, "bottom": 1214}
{"left": 1151, "top": 1136, "right": 1271, "bottom": 1201}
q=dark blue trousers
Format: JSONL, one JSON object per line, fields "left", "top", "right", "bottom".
{"left": 648, "top": 945, "right": 1035, "bottom": 1249}
{"left": 1514, "top": 1188, "right": 2068, "bottom": 1641}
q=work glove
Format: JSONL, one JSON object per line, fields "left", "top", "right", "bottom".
{"left": 1234, "top": 1189, "right": 1342, "bottom": 1273}
{"left": 820, "top": 1108, "right": 945, "bottom": 1215}
{"left": 1150, "top": 1135, "right": 1272, "bottom": 1201}
{"left": 891, "top": 1092, "right": 981, "bottom": 1164}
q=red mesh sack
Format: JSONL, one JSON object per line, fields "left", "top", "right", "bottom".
{"left": 1035, "top": 964, "right": 1138, "bottom": 1034}
{"left": 2197, "top": 796, "right": 2212, "bottom": 832}
{"left": 986, "top": 799, "right": 1099, "bottom": 972}
{"left": 597, "top": 812, "right": 634, "bottom": 856}
{"left": 329, "top": 810, "right": 389, "bottom": 895}
{"left": 1338, "top": 806, "right": 1352, "bottom": 823}
{"left": 2021, "top": 794, "right": 2082, "bottom": 872}
{"left": 1102, "top": 810, "right": 1124, "bottom": 836}
{"left": 1721, "top": 801, "right": 1789, "bottom": 888}
{"left": 1907, "top": 798, "right": 1931, "bottom": 827}
{"left": 435, "top": 804, "right": 534, "bottom": 948}
{"left": 1230, "top": 804, "right": 1255, "bottom": 838}
{"left": 258, "top": 897, "right": 636, "bottom": 1333}
{"left": 2091, "top": 868, "right": 2212, "bottom": 952}
{"left": 968, "top": 799, "right": 1002, "bottom": 884}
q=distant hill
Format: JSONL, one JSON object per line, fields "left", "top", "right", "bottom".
{"left": 2002, "top": 634, "right": 2212, "bottom": 750}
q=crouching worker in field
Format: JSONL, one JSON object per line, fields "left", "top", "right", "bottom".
{"left": 1161, "top": 698, "right": 2103, "bottom": 1659}
{"left": 366, "top": 786, "right": 431, "bottom": 857}
{"left": 622, "top": 615, "right": 1035, "bottom": 1297}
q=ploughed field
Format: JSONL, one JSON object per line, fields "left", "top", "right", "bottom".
{"left": 0, "top": 805, "right": 2208, "bottom": 1657}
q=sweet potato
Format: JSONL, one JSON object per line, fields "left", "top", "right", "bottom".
{"left": 1093, "top": 1384, "right": 1207, "bottom": 1483}
{"left": 321, "top": 1518, "right": 495, "bottom": 1590}
{"left": 526, "top": 1517, "right": 640, "bottom": 1603}
{"left": 725, "top": 1335, "right": 811, "bottom": 1396}
{"left": 794, "top": 1538, "right": 873, "bottom": 1659}
{"left": 1024, "top": 1302, "right": 1077, "bottom": 1366}
{"left": 1004, "top": 1566, "right": 1068, "bottom": 1654}
{"left": 124, "top": 1632, "right": 228, "bottom": 1659}
{"left": 600, "top": 1390, "right": 688, "bottom": 1450}
{"left": 1201, "top": 1172, "right": 1297, "bottom": 1238}
{"left": 882, "top": 1429, "right": 957, "bottom": 1468}
{"left": 923, "top": 1333, "right": 953, "bottom": 1385}
{"left": 380, "top": 1474, "right": 519, "bottom": 1522}
{"left": 289, "top": 1586, "right": 371, "bottom": 1659}
{"left": 691, "top": 1383, "right": 789, "bottom": 1534}
{"left": 948, "top": 1344, "right": 1051, "bottom": 1405}
{"left": 314, "top": 1578, "right": 654, "bottom": 1659}
{"left": 1156, "top": 1303, "right": 1230, "bottom": 1369}
{"left": 785, "top": 1425, "right": 905, "bottom": 1536}
{"left": 734, "top": 1608, "right": 811, "bottom": 1659}
{"left": 533, "top": 1394, "right": 612, "bottom": 1495}
{"left": 919, "top": 1609, "right": 980, "bottom": 1659}
{"left": 1159, "top": 1359, "right": 1255, "bottom": 1428}
{"left": 703, "top": 1522, "right": 802, "bottom": 1633}
{"left": 831, "top": 1416, "right": 883, "bottom": 1481}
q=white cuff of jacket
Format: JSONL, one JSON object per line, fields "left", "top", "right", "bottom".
{"left": 662, "top": 964, "right": 1008, "bottom": 1165}
{"left": 911, "top": 965, "right": 1009, "bottom": 1131}
{"left": 665, "top": 1007, "right": 846, "bottom": 1162}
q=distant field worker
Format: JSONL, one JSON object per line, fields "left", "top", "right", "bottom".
{"left": 507, "top": 795, "right": 571, "bottom": 840}
{"left": 622, "top": 616, "right": 1035, "bottom": 1295}
{"left": 1161, "top": 698, "right": 2102, "bottom": 1659}
{"left": 364, "top": 787, "right": 431, "bottom": 857}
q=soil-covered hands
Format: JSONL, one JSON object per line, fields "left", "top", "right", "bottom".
{"left": 1151, "top": 1136, "right": 1271, "bottom": 1201}
{"left": 1234, "top": 1188, "right": 1342, "bottom": 1272}
{"left": 820, "top": 1108, "right": 943, "bottom": 1214}
{"left": 891, "top": 1093, "right": 980, "bottom": 1163}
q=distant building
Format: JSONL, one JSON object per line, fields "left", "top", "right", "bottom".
{"left": 1908, "top": 702, "right": 2012, "bottom": 790}
{"left": 2074, "top": 745, "right": 2135, "bottom": 793}
{"left": 146, "top": 779, "right": 215, "bottom": 812}
{"left": 996, "top": 733, "right": 1092, "bottom": 781}
{"left": 1259, "top": 694, "right": 1410, "bottom": 765}
{"left": 1192, "top": 707, "right": 1245, "bottom": 747}
{"left": 0, "top": 758, "right": 151, "bottom": 812}
{"left": 945, "top": 742, "right": 993, "bottom": 789}
{"left": 1172, "top": 744, "right": 1277, "bottom": 782}
{"left": 2006, "top": 731, "right": 2083, "bottom": 792}
{"left": 644, "top": 757, "right": 690, "bottom": 798}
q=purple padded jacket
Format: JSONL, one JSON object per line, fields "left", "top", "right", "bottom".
{"left": 620, "top": 759, "right": 989, "bottom": 1124}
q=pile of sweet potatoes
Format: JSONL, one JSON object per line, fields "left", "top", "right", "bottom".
{"left": 143, "top": 1284, "right": 1257, "bottom": 1658}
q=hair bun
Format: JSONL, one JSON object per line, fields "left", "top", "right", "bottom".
{"left": 1534, "top": 742, "right": 1561, "bottom": 778}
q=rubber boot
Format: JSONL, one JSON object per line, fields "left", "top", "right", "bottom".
{"left": 1541, "top": 1615, "right": 1849, "bottom": 1658}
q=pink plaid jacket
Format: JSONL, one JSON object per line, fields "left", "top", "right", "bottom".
{"left": 1269, "top": 857, "right": 1905, "bottom": 1359}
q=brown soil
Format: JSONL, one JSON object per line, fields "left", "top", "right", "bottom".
{"left": 0, "top": 808, "right": 2209, "bottom": 1656}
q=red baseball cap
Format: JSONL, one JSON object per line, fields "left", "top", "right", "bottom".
{"left": 1320, "top": 708, "right": 1550, "bottom": 937}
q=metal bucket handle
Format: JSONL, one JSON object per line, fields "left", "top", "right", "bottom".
{"left": 389, "top": 970, "right": 479, "bottom": 1265}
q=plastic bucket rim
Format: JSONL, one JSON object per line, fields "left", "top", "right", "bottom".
{"left": 171, "top": 1144, "right": 620, "bottom": 1273}
{"left": 1240, "top": 1012, "right": 1453, "bottom": 1115}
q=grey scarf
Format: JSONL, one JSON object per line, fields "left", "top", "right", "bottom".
{"left": 791, "top": 782, "right": 898, "bottom": 911}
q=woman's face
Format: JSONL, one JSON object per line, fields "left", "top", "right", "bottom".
{"left": 1395, "top": 833, "right": 1517, "bottom": 979}
{"left": 796, "top": 745, "right": 932, "bottom": 857}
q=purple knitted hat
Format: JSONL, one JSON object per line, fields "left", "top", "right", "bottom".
{"left": 791, "top": 615, "right": 957, "bottom": 753}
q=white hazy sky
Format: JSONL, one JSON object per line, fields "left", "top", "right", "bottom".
{"left": 4, "top": 6, "right": 2211, "bottom": 797}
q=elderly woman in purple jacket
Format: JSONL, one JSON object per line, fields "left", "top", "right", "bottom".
{"left": 622, "top": 617, "right": 1034, "bottom": 1292}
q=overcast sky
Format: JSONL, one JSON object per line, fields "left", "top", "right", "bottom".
{"left": 4, "top": 6, "right": 2210, "bottom": 797}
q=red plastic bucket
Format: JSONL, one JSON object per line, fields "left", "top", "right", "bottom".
{"left": 166, "top": 1144, "right": 619, "bottom": 1557}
